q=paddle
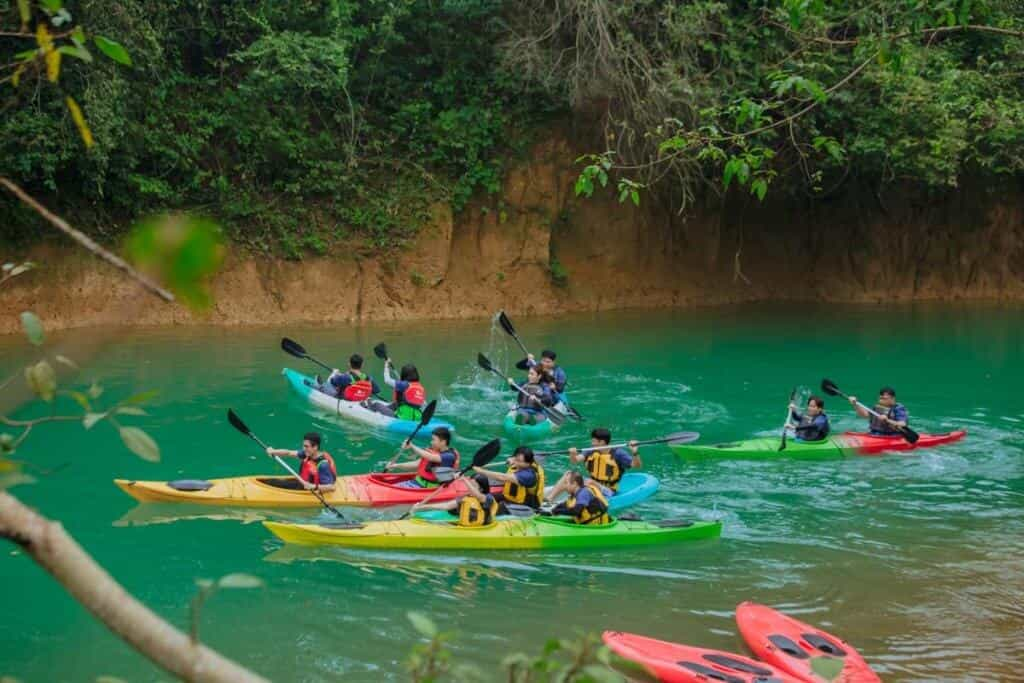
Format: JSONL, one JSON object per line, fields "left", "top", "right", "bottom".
{"left": 477, "top": 353, "right": 566, "bottom": 426}
{"left": 399, "top": 439, "right": 502, "bottom": 520}
{"left": 534, "top": 431, "right": 700, "bottom": 458}
{"left": 499, "top": 312, "right": 582, "bottom": 422}
{"left": 373, "top": 342, "right": 389, "bottom": 362}
{"left": 226, "top": 409, "right": 347, "bottom": 519}
{"left": 281, "top": 337, "right": 333, "bottom": 373}
{"left": 779, "top": 387, "right": 797, "bottom": 452}
{"left": 382, "top": 399, "right": 439, "bottom": 471}
{"left": 820, "top": 378, "right": 919, "bottom": 444}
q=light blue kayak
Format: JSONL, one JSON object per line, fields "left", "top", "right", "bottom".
{"left": 282, "top": 368, "right": 454, "bottom": 440}
{"left": 501, "top": 394, "right": 570, "bottom": 443}
{"left": 414, "top": 472, "right": 659, "bottom": 521}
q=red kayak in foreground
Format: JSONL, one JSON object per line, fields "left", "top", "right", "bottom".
{"left": 736, "top": 602, "right": 881, "bottom": 682}
{"left": 603, "top": 631, "right": 803, "bottom": 683}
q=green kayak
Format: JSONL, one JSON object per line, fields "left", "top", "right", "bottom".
{"left": 263, "top": 516, "right": 722, "bottom": 550}
{"left": 670, "top": 430, "right": 967, "bottom": 460}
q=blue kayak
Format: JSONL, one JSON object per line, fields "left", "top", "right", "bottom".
{"left": 414, "top": 472, "right": 659, "bottom": 521}
{"left": 282, "top": 368, "right": 454, "bottom": 440}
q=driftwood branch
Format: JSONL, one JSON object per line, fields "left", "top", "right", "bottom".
{"left": 0, "top": 177, "right": 175, "bottom": 302}
{"left": 0, "top": 491, "right": 267, "bottom": 682}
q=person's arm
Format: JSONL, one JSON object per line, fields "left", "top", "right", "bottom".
{"left": 382, "top": 360, "right": 397, "bottom": 388}
{"left": 789, "top": 403, "right": 802, "bottom": 423}
{"left": 887, "top": 405, "right": 908, "bottom": 428}
{"left": 614, "top": 444, "right": 640, "bottom": 470}
{"left": 266, "top": 447, "right": 300, "bottom": 459}
{"left": 554, "top": 368, "right": 567, "bottom": 394}
{"left": 387, "top": 460, "right": 419, "bottom": 472}
{"left": 848, "top": 396, "right": 869, "bottom": 418}
{"left": 628, "top": 440, "right": 641, "bottom": 469}
{"left": 567, "top": 447, "right": 584, "bottom": 464}
{"left": 463, "top": 476, "right": 488, "bottom": 504}
{"left": 473, "top": 466, "right": 514, "bottom": 483}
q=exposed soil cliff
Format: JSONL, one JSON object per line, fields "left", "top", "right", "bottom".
{"left": 3, "top": 135, "right": 1023, "bottom": 334}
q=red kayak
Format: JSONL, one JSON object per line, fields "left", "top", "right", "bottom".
{"left": 603, "top": 631, "right": 803, "bottom": 683}
{"left": 844, "top": 429, "right": 966, "bottom": 455}
{"left": 735, "top": 603, "right": 880, "bottom": 682}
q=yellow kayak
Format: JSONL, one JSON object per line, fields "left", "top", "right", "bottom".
{"left": 263, "top": 516, "right": 722, "bottom": 550}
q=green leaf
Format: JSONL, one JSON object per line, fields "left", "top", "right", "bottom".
{"left": 7, "top": 261, "right": 36, "bottom": 278}
{"left": 40, "top": 0, "right": 61, "bottom": 13}
{"left": 94, "top": 36, "right": 131, "bottom": 66}
{"left": 67, "top": 390, "right": 91, "bottom": 411}
{"left": 218, "top": 573, "right": 264, "bottom": 589}
{"left": 20, "top": 312, "right": 44, "bottom": 346}
{"left": 119, "top": 427, "right": 160, "bottom": 462}
{"left": 17, "top": 0, "right": 30, "bottom": 28}
{"left": 65, "top": 97, "right": 93, "bottom": 148}
{"left": 723, "top": 158, "right": 738, "bottom": 189}
{"left": 124, "top": 216, "right": 226, "bottom": 310}
{"left": 407, "top": 611, "right": 438, "bottom": 638}
{"left": 71, "top": 26, "right": 85, "bottom": 46}
{"left": 574, "top": 175, "right": 594, "bottom": 198}
{"left": 122, "top": 390, "right": 158, "bottom": 405}
{"left": 55, "top": 355, "right": 78, "bottom": 370}
{"left": 58, "top": 45, "right": 93, "bottom": 62}
{"left": 195, "top": 578, "right": 214, "bottom": 589}
{"left": 87, "top": 382, "right": 104, "bottom": 399}
{"left": 25, "top": 361, "right": 57, "bottom": 402}
{"left": 83, "top": 412, "right": 106, "bottom": 430}
{"left": 752, "top": 178, "right": 769, "bottom": 201}
{"left": 630, "top": 190, "right": 640, "bottom": 207}
{"left": 597, "top": 170, "right": 608, "bottom": 187}
{"left": 115, "top": 406, "right": 147, "bottom": 416}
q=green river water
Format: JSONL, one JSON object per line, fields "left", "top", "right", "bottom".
{"left": 1, "top": 305, "right": 1022, "bottom": 681}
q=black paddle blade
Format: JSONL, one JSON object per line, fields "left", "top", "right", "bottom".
{"left": 470, "top": 439, "right": 502, "bottom": 469}
{"left": 514, "top": 357, "right": 530, "bottom": 371}
{"left": 566, "top": 405, "right": 584, "bottom": 422}
{"left": 477, "top": 353, "right": 494, "bottom": 373}
{"left": 373, "top": 342, "right": 388, "bottom": 360}
{"left": 419, "top": 399, "right": 437, "bottom": 426}
{"left": 820, "top": 378, "right": 841, "bottom": 397}
{"left": 226, "top": 409, "right": 251, "bottom": 436}
{"left": 281, "top": 337, "right": 307, "bottom": 358}
{"left": 498, "top": 310, "right": 516, "bottom": 337}
{"left": 901, "top": 426, "right": 920, "bottom": 444}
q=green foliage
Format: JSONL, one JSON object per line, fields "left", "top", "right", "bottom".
{"left": 1, "top": 1, "right": 548, "bottom": 254}
{"left": 549, "top": 256, "right": 569, "bottom": 287}
{"left": 190, "top": 573, "right": 264, "bottom": 644}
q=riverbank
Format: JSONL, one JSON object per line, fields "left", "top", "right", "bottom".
{"left": 4, "top": 135, "right": 1023, "bottom": 334}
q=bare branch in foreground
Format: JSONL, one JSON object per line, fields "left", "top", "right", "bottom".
{"left": 0, "top": 492, "right": 268, "bottom": 683}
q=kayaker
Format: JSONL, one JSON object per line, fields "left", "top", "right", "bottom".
{"left": 546, "top": 471, "right": 610, "bottom": 525}
{"left": 548, "top": 428, "right": 640, "bottom": 498}
{"left": 508, "top": 366, "right": 555, "bottom": 425}
{"left": 265, "top": 433, "right": 337, "bottom": 492}
{"left": 377, "top": 361, "right": 426, "bottom": 420}
{"left": 386, "top": 426, "right": 460, "bottom": 488}
{"left": 411, "top": 474, "right": 498, "bottom": 527}
{"left": 323, "top": 354, "right": 381, "bottom": 401}
{"left": 472, "top": 445, "right": 545, "bottom": 512}
{"left": 788, "top": 396, "right": 830, "bottom": 441}
{"left": 517, "top": 349, "right": 568, "bottom": 397}
{"left": 848, "top": 387, "right": 909, "bottom": 435}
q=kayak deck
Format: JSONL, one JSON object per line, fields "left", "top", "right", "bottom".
{"left": 282, "top": 367, "right": 454, "bottom": 439}
{"left": 263, "top": 516, "right": 722, "bottom": 550}
{"left": 113, "top": 473, "right": 489, "bottom": 508}
{"left": 671, "top": 430, "right": 967, "bottom": 460}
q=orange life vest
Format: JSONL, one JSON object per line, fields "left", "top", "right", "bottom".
{"left": 299, "top": 452, "right": 337, "bottom": 485}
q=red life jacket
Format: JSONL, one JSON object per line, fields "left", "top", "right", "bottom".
{"left": 299, "top": 452, "right": 337, "bottom": 484}
{"left": 415, "top": 448, "right": 460, "bottom": 485}
{"left": 394, "top": 381, "right": 426, "bottom": 407}
{"left": 342, "top": 371, "right": 373, "bottom": 402}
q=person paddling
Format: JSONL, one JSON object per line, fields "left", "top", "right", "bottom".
{"left": 321, "top": 354, "right": 381, "bottom": 401}
{"left": 517, "top": 349, "right": 567, "bottom": 398}
{"left": 848, "top": 387, "right": 909, "bottom": 436}
{"left": 548, "top": 428, "right": 640, "bottom": 499}
{"left": 545, "top": 471, "right": 610, "bottom": 525}
{"left": 508, "top": 366, "right": 555, "bottom": 425}
{"left": 386, "top": 426, "right": 459, "bottom": 488}
{"left": 411, "top": 474, "right": 498, "bottom": 527}
{"left": 264, "top": 432, "right": 337, "bottom": 492}
{"left": 473, "top": 445, "right": 545, "bottom": 513}
{"left": 788, "top": 396, "right": 830, "bottom": 441}
{"left": 381, "top": 361, "right": 426, "bottom": 421}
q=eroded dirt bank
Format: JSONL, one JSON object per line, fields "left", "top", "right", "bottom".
{"left": 3, "top": 136, "right": 1023, "bottom": 334}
